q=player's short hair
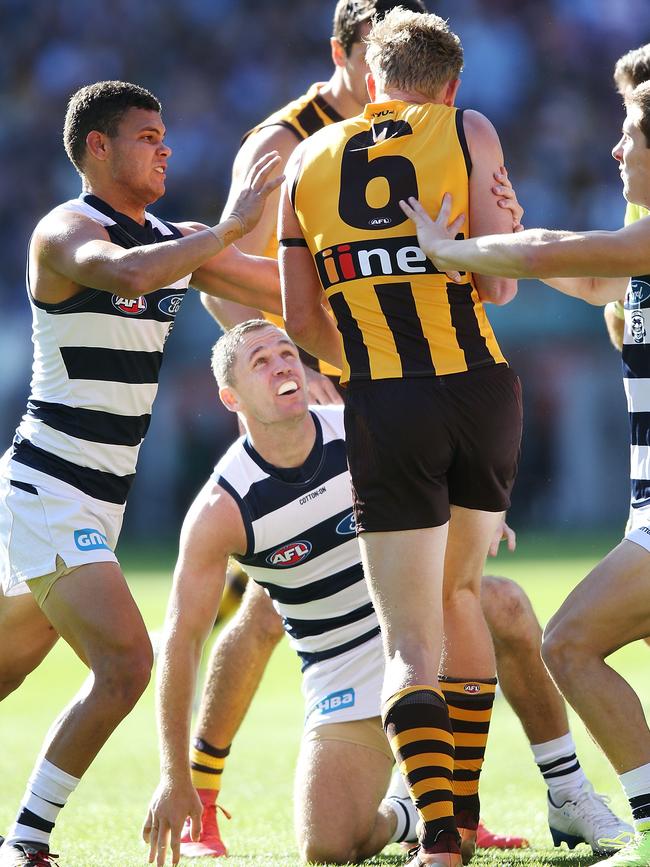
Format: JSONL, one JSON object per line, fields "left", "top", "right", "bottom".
{"left": 211, "top": 319, "right": 288, "bottom": 388}
{"left": 333, "top": 0, "right": 427, "bottom": 56}
{"left": 614, "top": 44, "right": 650, "bottom": 95}
{"left": 365, "top": 8, "right": 463, "bottom": 99}
{"left": 64, "top": 80, "right": 161, "bottom": 174}
{"left": 627, "top": 81, "right": 650, "bottom": 148}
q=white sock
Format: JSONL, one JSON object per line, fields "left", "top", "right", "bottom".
{"left": 384, "top": 773, "right": 419, "bottom": 845}
{"left": 531, "top": 732, "right": 589, "bottom": 804}
{"left": 619, "top": 762, "right": 650, "bottom": 832}
{"left": 5, "top": 758, "right": 80, "bottom": 849}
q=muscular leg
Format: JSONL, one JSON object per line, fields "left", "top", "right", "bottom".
{"left": 195, "top": 579, "right": 284, "bottom": 749}
{"left": 0, "top": 590, "right": 58, "bottom": 700}
{"left": 542, "top": 540, "right": 650, "bottom": 774}
{"left": 294, "top": 730, "right": 394, "bottom": 864}
{"left": 481, "top": 575, "right": 569, "bottom": 743}
{"left": 4, "top": 561, "right": 153, "bottom": 851}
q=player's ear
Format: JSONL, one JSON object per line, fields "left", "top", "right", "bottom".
{"left": 442, "top": 78, "right": 461, "bottom": 107}
{"left": 86, "top": 130, "right": 109, "bottom": 162}
{"left": 219, "top": 385, "right": 240, "bottom": 414}
{"left": 330, "top": 37, "right": 346, "bottom": 68}
{"left": 366, "top": 72, "right": 376, "bottom": 102}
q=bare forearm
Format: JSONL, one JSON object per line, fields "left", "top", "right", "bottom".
{"left": 200, "top": 293, "right": 263, "bottom": 330}
{"left": 89, "top": 218, "right": 243, "bottom": 299}
{"left": 195, "top": 251, "right": 281, "bottom": 315}
{"left": 156, "top": 630, "right": 204, "bottom": 781}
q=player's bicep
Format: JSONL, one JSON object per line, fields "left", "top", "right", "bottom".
{"left": 464, "top": 111, "right": 517, "bottom": 303}
{"left": 165, "top": 482, "right": 246, "bottom": 638}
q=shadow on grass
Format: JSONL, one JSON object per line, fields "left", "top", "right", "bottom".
{"left": 362, "top": 850, "right": 602, "bottom": 867}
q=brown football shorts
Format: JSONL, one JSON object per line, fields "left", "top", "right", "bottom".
{"left": 344, "top": 364, "right": 522, "bottom": 532}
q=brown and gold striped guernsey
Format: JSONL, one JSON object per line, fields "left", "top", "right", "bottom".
{"left": 242, "top": 83, "right": 343, "bottom": 376}
{"left": 292, "top": 99, "right": 508, "bottom": 384}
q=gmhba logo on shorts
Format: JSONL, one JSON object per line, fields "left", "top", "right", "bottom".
{"left": 266, "top": 540, "right": 312, "bottom": 567}
{"left": 317, "top": 688, "right": 355, "bottom": 714}
{"left": 74, "top": 528, "right": 110, "bottom": 551}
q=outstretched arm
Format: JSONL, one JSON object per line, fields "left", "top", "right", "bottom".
{"left": 143, "top": 482, "right": 247, "bottom": 867}
{"left": 36, "top": 153, "right": 283, "bottom": 306}
{"left": 400, "top": 194, "right": 649, "bottom": 306}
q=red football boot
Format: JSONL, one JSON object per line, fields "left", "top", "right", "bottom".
{"left": 180, "top": 791, "right": 231, "bottom": 858}
{"left": 476, "top": 820, "right": 529, "bottom": 850}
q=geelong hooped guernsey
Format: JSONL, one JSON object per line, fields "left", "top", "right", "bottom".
{"left": 624, "top": 273, "right": 650, "bottom": 509}
{"left": 213, "top": 405, "right": 380, "bottom": 671}
{"left": 9, "top": 194, "right": 191, "bottom": 505}
{"left": 292, "top": 99, "right": 507, "bottom": 384}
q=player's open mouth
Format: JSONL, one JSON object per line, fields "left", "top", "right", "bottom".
{"left": 154, "top": 166, "right": 166, "bottom": 174}
{"left": 277, "top": 380, "right": 298, "bottom": 396}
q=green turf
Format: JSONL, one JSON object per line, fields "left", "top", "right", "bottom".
{"left": 0, "top": 533, "right": 645, "bottom": 866}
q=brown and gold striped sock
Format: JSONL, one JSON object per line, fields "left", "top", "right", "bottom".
{"left": 382, "top": 685, "right": 459, "bottom": 850}
{"left": 440, "top": 677, "right": 497, "bottom": 829}
{"left": 190, "top": 737, "right": 230, "bottom": 803}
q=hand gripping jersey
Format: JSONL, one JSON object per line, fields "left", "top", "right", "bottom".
{"left": 292, "top": 100, "right": 507, "bottom": 383}
{"left": 5, "top": 194, "right": 191, "bottom": 506}
{"left": 212, "top": 405, "right": 381, "bottom": 672}
{"left": 242, "top": 83, "right": 343, "bottom": 377}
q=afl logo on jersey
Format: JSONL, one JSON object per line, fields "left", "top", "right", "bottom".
{"left": 112, "top": 295, "right": 147, "bottom": 315}
{"left": 335, "top": 512, "right": 356, "bottom": 535}
{"left": 158, "top": 294, "right": 184, "bottom": 317}
{"left": 266, "top": 540, "right": 312, "bottom": 567}
{"left": 627, "top": 279, "right": 650, "bottom": 308}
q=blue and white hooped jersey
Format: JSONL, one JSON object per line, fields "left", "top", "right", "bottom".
{"left": 213, "top": 405, "right": 381, "bottom": 672}
{"left": 6, "top": 194, "right": 191, "bottom": 506}
{"left": 624, "top": 274, "right": 650, "bottom": 509}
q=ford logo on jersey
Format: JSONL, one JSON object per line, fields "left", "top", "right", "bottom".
{"left": 112, "top": 295, "right": 147, "bottom": 315}
{"left": 335, "top": 512, "right": 356, "bottom": 535}
{"left": 266, "top": 540, "right": 312, "bottom": 567}
{"left": 316, "top": 688, "right": 355, "bottom": 715}
{"left": 74, "top": 528, "right": 110, "bottom": 551}
{"left": 158, "top": 294, "right": 184, "bottom": 317}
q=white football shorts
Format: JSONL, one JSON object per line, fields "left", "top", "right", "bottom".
{"left": 625, "top": 502, "right": 650, "bottom": 553}
{"left": 0, "top": 461, "right": 123, "bottom": 597}
{"left": 302, "top": 633, "right": 384, "bottom": 735}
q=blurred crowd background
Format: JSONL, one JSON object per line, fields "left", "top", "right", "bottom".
{"left": 2, "top": 0, "right": 650, "bottom": 541}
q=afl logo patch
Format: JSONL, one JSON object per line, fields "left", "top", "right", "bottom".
{"left": 266, "top": 540, "right": 312, "bottom": 567}
{"left": 158, "top": 294, "right": 184, "bottom": 317}
{"left": 112, "top": 295, "right": 147, "bottom": 315}
{"left": 335, "top": 512, "right": 356, "bottom": 535}
{"left": 464, "top": 683, "right": 481, "bottom": 693}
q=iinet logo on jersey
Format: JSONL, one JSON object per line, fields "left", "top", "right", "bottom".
{"left": 314, "top": 234, "right": 463, "bottom": 289}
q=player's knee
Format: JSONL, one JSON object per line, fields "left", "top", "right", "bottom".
{"left": 541, "top": 620, "right": 583, "bottom": 681}
{"left": 481, "top": 576, "right": 539, "bottom": 646}
{"left": 92, "top": 635, "right": 153, "bottom": 710}
{"left": 240, "top": 589, "right": 284, "bottom": 645}
{"left": 300, "top": 833, "right": 359, "bottom": 865}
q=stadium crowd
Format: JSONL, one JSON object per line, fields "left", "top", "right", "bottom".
{"left": 0, "top": 0, "right": 649, "bottom": 535}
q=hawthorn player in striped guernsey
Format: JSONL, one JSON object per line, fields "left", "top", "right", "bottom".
{"left": 399, "top": 77, "right": 650, "bottom": 867}
{"left": 279, "top": 9, "right": 523, "bottom": 866}
{"left": 201, "top": 0, "right": 427, "bottom": 398}
{"left": 0, "top": 80, "right": 283, "bottom": 867}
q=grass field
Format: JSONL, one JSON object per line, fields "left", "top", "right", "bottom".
{"left": 0, "top": 532, "right": 645, "bottom": 867}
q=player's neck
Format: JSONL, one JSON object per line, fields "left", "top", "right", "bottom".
{"left": 246, "top": 412, "right": 317, "bottom": 470}
{"left": 373, "top": 87, "right": 434, "bottom": 106}
{"left": 320, "top": 74, "right": 365, "bottom": 120}
{"left": 81, "top": 179, "right": 148, "bottom": 225}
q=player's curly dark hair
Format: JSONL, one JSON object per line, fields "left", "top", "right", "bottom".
{"left": 63, "top": 80, "right": 161, "bottom": 174}
{"left": 333, "top": 0, "right": 427, "bottom": 56}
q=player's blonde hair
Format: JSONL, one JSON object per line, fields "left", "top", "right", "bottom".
{"left": 365, "top": 8, "right": 463, "bottom": 100}
{"left": 211, "top": 319, "right": 288, "bottom": 388}
{"left": 614, "top": 44, "right": 650, "bottom": 96}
